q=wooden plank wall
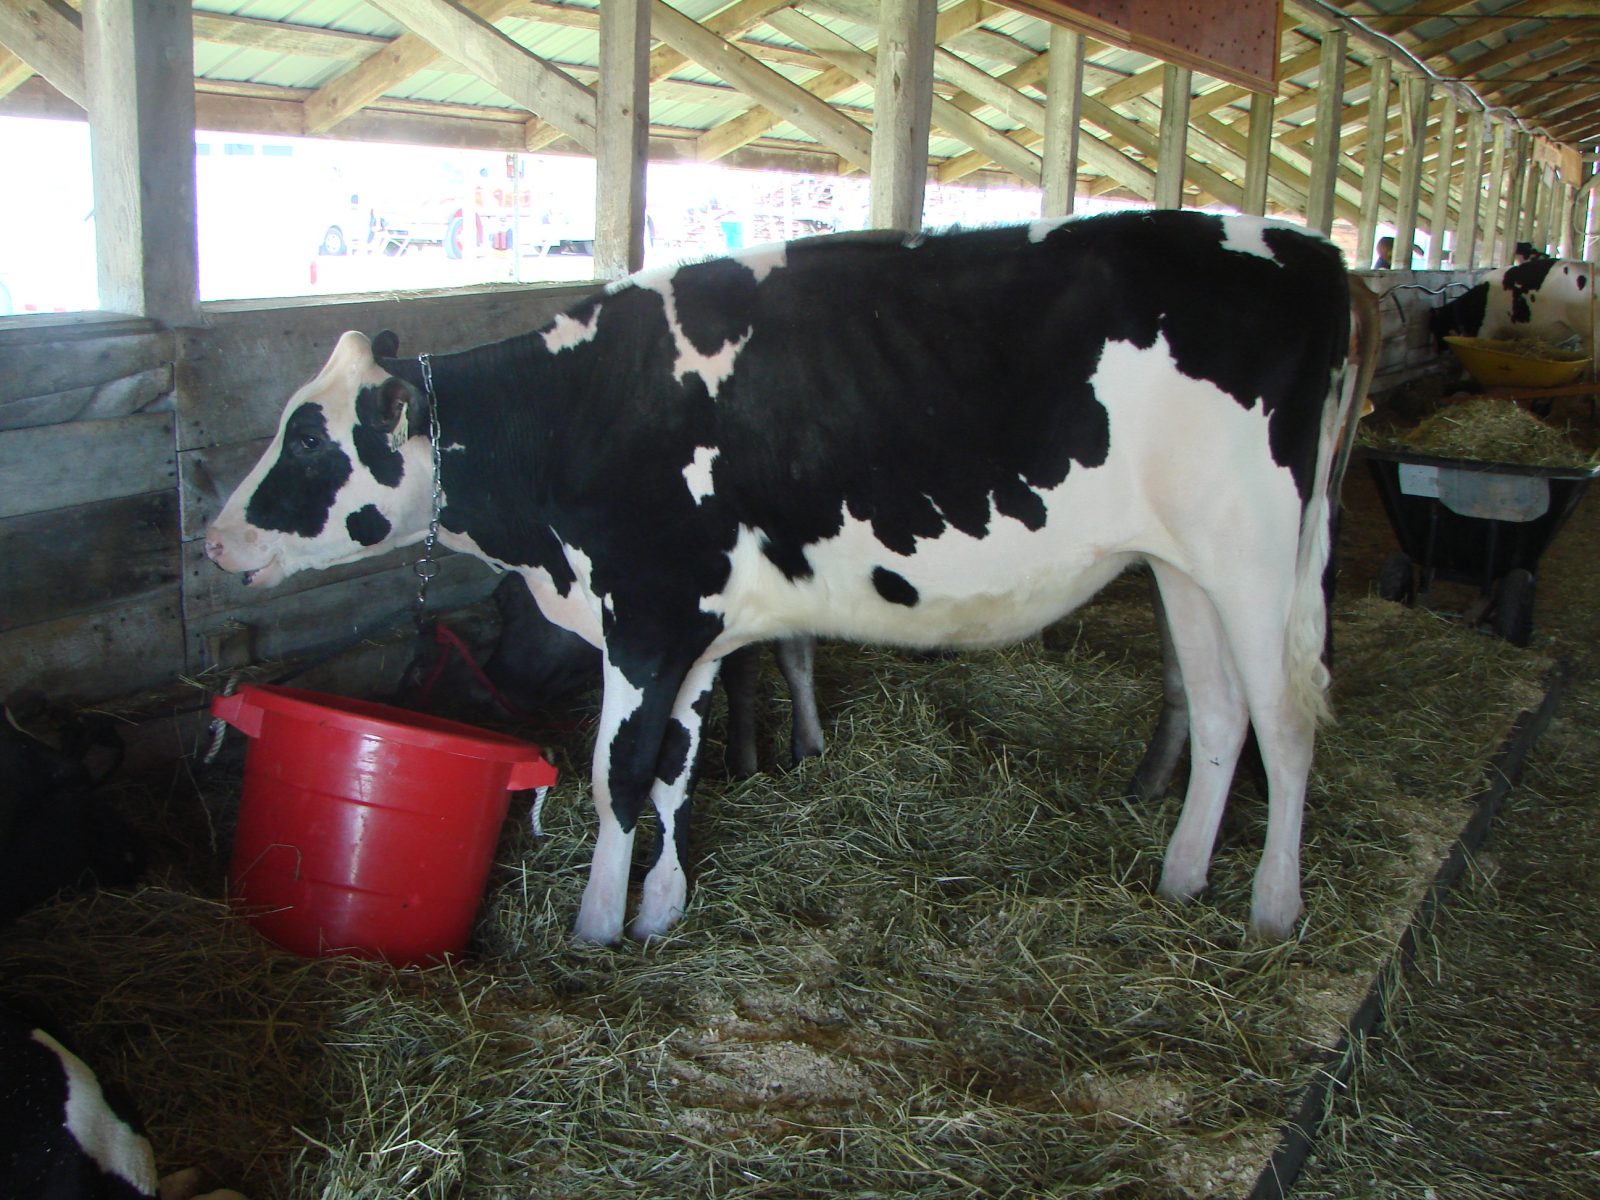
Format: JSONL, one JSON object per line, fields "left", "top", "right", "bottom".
{"left": 0, "top": 321, "right": 183, "bottom": 699}
{"left": 0, "top": 282, "right": 594, "bottom": 704}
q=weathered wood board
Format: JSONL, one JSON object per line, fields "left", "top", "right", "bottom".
{"left": 1, "top": 490, "right": 180, "bottom": 629}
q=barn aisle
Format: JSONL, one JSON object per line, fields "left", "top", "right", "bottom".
{"left": 1294, "top": 454, "right": 1600, "bottom": 1198}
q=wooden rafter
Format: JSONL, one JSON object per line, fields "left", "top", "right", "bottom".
{"left": 0, "top": 0, "right": 84, "bottom": 107}
{"left": 303, "top": 0, "right": 528, "bottom": 135}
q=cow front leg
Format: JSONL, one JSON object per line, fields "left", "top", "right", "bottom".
{"left": 633, "top": 659, "right": 720, "bottom": 940}
{"left": 575, "top": 653, "right": 702, "bottom": 945}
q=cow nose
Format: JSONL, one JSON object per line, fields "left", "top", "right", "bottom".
{"left": 204, "top": 532, "right": 225, "bottom": 562}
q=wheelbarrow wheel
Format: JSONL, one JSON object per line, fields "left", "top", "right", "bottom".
{"left": 1491, "top": 568, "right": 1536, "bottom": 646}
{"left": 1377, "top": 552, "right": 1415, "bottom": 605}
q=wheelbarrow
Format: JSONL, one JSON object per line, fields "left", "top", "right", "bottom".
{"left": 1358, "top": 445, "right": 1599, "bottom": 645}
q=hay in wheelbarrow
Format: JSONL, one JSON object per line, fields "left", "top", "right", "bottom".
{"left": 1361, "top": 395, "right": 1598, "bottom": 469}
{"left": 0, "top": 583, "right": 1555, "bottom": 1199}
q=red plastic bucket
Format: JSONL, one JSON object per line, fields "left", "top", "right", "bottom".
{"left": 213, "top": 683, "right": 558, "bottom": 967}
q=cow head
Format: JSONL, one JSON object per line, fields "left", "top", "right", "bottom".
{"left": 204, "top": 330, "right": 432, "bottom": 588}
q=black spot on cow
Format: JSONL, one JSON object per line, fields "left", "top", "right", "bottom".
{"left": 353, "top": 381, "right": 415, "bottom": 487}
{"left": 245, "top": 403, "right": 352, "bottom": 537}
{"left": 1429, "top": 281, "right": 1488, "bottom": 348}
{"left": 1504, "top": 256, "right": 1560, "bottom": 324}
{"left": 872, "top": 566, "right": 919, "bottom": 607}
{"left": 346, "top": 504, "right": 391, "bottom": 546}
{"left": 670, "top": 256, "right": 759, "bottom": 359}
{"left": 992, "top": 476, "right": 1047, "bottom": 530}
{"left": 656, "top": 718, "right": 692, "bottom": 787}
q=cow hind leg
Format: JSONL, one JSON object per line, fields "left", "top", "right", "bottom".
{"left": 1208, "top": 582, "right": 1320, "bottom": 941}
{"left": 633, "top": 659, "right": 720, "bottom": 940}
{"left": 1127, "top": 569, "right": 1189, "bottom": 802}
{"left": 1149, "top": 564, "right": 1250, "bottom": 905}
{"left": 774, "top": 636, "right": 825, "bottom": 766}
{"left": 719, "top": 645, "right": 762, "bottom": 779}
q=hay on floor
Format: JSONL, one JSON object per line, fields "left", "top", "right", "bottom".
{"left": 0, "top": 580, "right": 1553, "bottom": 1199}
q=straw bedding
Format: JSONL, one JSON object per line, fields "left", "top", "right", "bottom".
{"left": 0, "top": 578, "right": 1555, "bottom": 1199}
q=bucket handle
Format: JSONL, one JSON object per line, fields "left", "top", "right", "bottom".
{"left": 211, "top": 690, "right": 263, "bottom": 739}
{"left": 508, "top": 756, "right": 559, "bottom": 791}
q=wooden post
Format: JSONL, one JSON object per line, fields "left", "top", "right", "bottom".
{"left": 1154, "top": 64, "right": 1191, "bottom": 211}
{"left": 1501, "top": 133, "right": 1528, "bottom": 261}
{"left": 82, "top": 0, "right": 198, "bottom": 322}
{"left": 869, "top": 0, "right": 936, "bottom": 232}
{"left": 1481, "top": 120, "right": 1509, "bottom": 265}
{"left": 1452, "top": 108, "right": 1485, "bottom": 267}
{"left": 1304, "top": 29, "right": 1345, "bottom": 235}
{"left": 1425, "top": 94, "right": 1457, "bottom": 267}
{"left": 1355, "top": 55, "right": 1391, "bottom": 267}
{"left": 596, "top": 0, "right": 650, "bottom": 280}
{"left": 1392, "top": 74, "right": 1430, "bottom": 270}
{"left": 1242, "top": 89, "right": 1275, "bottom": 218}
{"left": 1041, "top": 25, "right": 1084, "bottom": 218}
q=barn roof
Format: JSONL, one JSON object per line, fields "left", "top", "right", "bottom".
{"left": 0, "top": 1, "right": 1593, "bottom": 209}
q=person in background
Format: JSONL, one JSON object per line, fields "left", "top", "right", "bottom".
{"left": 1374, "top": 236, "right": 1394, "bottom": 269}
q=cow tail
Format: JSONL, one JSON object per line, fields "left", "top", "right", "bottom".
{"left": 1286, "top": 279, "right": 1377, "bottom": 729}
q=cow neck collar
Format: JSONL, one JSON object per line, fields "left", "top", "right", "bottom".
{"left": 412, "top": 352, "right": 445, "bottom": 612}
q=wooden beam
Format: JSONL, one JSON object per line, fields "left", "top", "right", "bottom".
{"left": 83, "top": 0, "right": 198, "bottom": 322}
{"left": 649, "top": 0, "right": 872, "bottom": 171}
{"left": 1241, "top": 89, "right": 1273, "bottom": 217}
{"left": 596, "top": 0, "right": 649, "bottom": 279}
{"left": 1356, "top": 54, "right": 1391, "bottom": 267}
{"left": 869, "top": 0, "right": 936, "bottom": 231}
{"left": 303, "top": 0, "right": 525, "bottom": 136}
{"left": 1154, "top": 64, "right": 1191, "bottom": 210}
{"left": 362, "top": 0, "right": 597, "bottom": 148}
{"left": 191, "top": 12, "right": 388, "bottom": 59}
{"left": 647, "top": 0, "right": 793, "bottom": 83}
{"left": 1425, "top": 94, "right": 1458, "bottom": 266}
{"left": 1481, "top": 118, "right": 1510, "bottom": 265}
{"left": 1392, "top": 74, "right": 1430, "bottom": 269}
{"left": 1040, "top": 25, "right": 1083, "bottom": 217}
{"left": 0, "top": 47, "right": 34, "bottom": 99}
{"left": 0, "top": 0, "right": 84, "bottom": 107}
{"left": 1304, "top": 30, "right": 1346, "bottom": 234}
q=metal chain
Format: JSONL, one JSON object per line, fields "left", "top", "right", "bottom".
{"left": 415, "top": 352, "right": 444, "bottom": 619}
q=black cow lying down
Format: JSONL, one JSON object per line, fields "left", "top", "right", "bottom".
{"left": 205, "top": 212, "right": 1367, "bottom": 944}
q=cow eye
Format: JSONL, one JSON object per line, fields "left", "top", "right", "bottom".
{"left": 296, "top": 432, "right": 321, "bottom": 452}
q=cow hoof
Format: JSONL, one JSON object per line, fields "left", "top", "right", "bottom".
{"left": 571, "top": 910, "right": 624, "bottom": 946}
{"left": 1156, "top": 867, "right": 1207, "bottom": 906}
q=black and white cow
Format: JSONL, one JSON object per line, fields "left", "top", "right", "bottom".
{"left": 205, "top": 211, "right": 1366, "bottom": 944}
{"left": 1428, "top": 257, "right": 1594, "bottom": 351}
{"left": 0, "top": 1012, "right": 247, "bottom": 1200}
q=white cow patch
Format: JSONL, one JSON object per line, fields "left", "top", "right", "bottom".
{"left": 636, "top": 275, "right": 750, "bottom": 399}
{"left": 542, "top": 308, "right": 603, "bottom": 353}
{"left": 33, "top": 1029, "right": 159, "bottom": 1194}
{"left": 731, "top": 241, "right": 788, "bottom": 283}
{"left": 683, "top": 445, "right": 719, "bottom": 503}
{"left": 1027, "top": 215, "right": 1076, "bottom": 243}
{"left": 1220, "top": 214, "right": 1309, "bottom": 262}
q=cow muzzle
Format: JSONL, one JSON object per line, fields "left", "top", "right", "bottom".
{"left": 204, "top": 523, "right": 284, "bottom": 588}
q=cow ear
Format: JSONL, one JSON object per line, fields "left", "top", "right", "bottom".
{"left": 363, "top": 376, "right": 421, "bottom": 451}
{"left": 371, "top": 329, "right": 400, "bottom": 358}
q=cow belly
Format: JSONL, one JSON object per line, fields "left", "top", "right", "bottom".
{"left": 717, "top": 517, "right": 1138, "bottom": 650}
{"left": 712, "top": 335, "right": 1305, "bottom": 654}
